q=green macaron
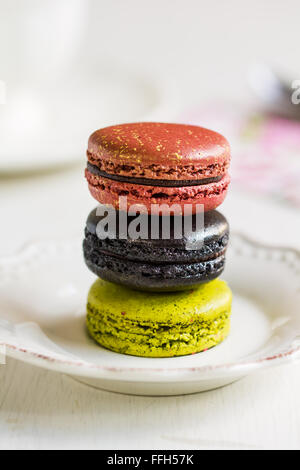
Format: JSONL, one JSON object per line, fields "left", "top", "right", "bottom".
{"left": 86, "top": 279, "right": 232, "bottom": 358}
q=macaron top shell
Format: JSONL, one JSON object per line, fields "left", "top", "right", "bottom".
{"left": 87, "top": 122, "right": 230, "bottom": 181}
{"left": 85, "top": 208, "right": 229, "bottom": 253}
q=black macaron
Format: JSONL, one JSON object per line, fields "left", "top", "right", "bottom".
{"left": 83, "top": 208, "right": 229, "bottom": 292}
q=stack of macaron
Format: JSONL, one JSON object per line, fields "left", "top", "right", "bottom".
{"left": 83, "top": 122, "right": 232, "bottom": 357}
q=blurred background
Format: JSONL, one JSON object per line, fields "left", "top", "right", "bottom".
{"left": 0, "top": 0, "right": 300, "bottom": 255}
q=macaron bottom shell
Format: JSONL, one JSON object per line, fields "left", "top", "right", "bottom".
{"left": 86, "top": 279, "right": 232, "bottom": 358}
{"left": 86, "top": 171, "right": 230, "bottom": 215}
{"left": 84, "top": 254, "right": 226, "bottom": 292}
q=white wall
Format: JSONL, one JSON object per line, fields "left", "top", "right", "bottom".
{"left": 85, "top": 0, "right": 300, "bottom": 104}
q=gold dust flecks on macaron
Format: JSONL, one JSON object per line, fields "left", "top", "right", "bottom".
{"left": 171, "top": 152, "right": 183, "bottom": 160}
{"left": 86, "top": 122, "right": 231, "bottom": 213}
{"left": 86, "top": 279, "right": 232, "bottom": 358}
{"left": 87, "top": 122, "right": 230, "bottom": 169}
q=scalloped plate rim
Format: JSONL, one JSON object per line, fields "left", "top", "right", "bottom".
{"left": 0, "top": 233, "right": 300, "bottom": 382}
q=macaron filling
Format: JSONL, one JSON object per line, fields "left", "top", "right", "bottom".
{"left": 86, "top": 162, "right": 223, "bottom": 187}
{"left": 87, "top": 159, "right": 230, "bottom": 184}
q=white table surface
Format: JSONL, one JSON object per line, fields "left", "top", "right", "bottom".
{"left": 1, "top": 0, "right": 300, "bottom": 451}
{"left": 1, "top": 164, "right": 300, "bottom": 451}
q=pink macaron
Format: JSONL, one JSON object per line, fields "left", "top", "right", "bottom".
{"left": 85, "top": 122, "right": 230, "bottom": 214}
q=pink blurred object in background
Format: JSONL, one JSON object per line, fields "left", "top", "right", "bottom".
{"left": 180, "top": 104, "right": 300, "bottom": 207}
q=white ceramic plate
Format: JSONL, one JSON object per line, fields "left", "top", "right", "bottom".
{"left": 0, "top": 234, "right": 300, "bottom": 396}
{"left": 0, "top": 64, "right": 175, "bottom": 173}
